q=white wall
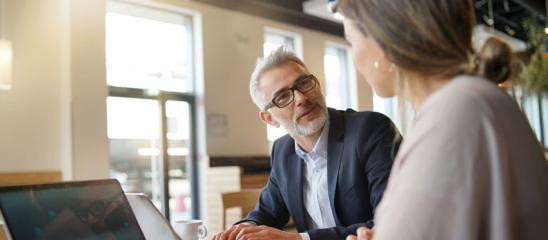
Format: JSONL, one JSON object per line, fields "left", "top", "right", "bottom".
{"left": 0, "top": 0, "right": 373, "bottom": 177}
{"left": 68, "top": 0, "right": 109, "bottom": 180}
{"left": 0, "top": 0, "right": 109, "bottom": 180}
{"left": 0, "top": 0, "right": 66, "bottom": 172}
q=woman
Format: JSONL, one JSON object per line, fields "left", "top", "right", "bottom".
{"left": 334, "top": 0, "right": 548, "bottom": 239}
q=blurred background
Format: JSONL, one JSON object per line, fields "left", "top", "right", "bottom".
{"left": 0, "top": 0, "right": 546, "bottom": 234}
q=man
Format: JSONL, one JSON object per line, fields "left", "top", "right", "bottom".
{"left": 213, "top": 47, "right": 400, "bottom": 240}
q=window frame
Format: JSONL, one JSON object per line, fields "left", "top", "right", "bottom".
{"left": 324, "top": 41, "right": 359, "bottom": 110}
{"left": 264, "top": 27, "right": 304, "bottom": 59}
{"left": 105, "top": 0, "right": 202, "bottom": 220}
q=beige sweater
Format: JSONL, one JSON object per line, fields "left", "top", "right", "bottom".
{"left": 374, "top": 76, "right": 548, "bottom": 240}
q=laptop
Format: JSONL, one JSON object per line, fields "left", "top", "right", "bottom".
{"left": 125, "top": 193, "right": 180, "bottom": 240}
{"left": 0, "top": 179, "right": 145, "bottom": 240}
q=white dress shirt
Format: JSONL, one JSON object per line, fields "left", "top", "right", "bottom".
{"left": 295, "top": 120, "right": 336, "bottom": 240}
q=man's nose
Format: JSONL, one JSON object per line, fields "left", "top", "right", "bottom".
{"left": 293, "top": 89, "right": 310, "bottom": 106}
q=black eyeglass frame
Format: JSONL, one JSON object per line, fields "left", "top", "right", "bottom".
{"left": 263, "top": 74, "right": 318, "bottom": 111}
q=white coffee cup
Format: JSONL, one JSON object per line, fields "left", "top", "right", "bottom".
{"left": 173, "top": 220, "right": 207, "bottom": 240}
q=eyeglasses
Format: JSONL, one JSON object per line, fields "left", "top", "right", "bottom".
{"left": 263, "top": 74, "right": 318, "bottom": 111}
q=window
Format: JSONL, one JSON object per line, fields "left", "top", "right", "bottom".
{"left": 521, "top": 95, "right": 542, "bottom": 141}
{"left": 542, "top": 97, "right": 548, "bottom": 146}
{"left": 324, "top": 42, "right": 358, "bottom": 110}
{"left": 372, "top": 94, "right": 412, "bottom": 134}
{"left": 518, "top": 92, "right": 547, "bottom": 145}
{"left": 263, "top": 28, "right": 303, "bottom": 141}
{"left": 106, "top": 2, "right": 194, "bottom": 93}
{"left": 106, "top": 0, "right": 200, "bottom": 222}
{"left": 264, "top": 27, "right": 303, "bottom": 59}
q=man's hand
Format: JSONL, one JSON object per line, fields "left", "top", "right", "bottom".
{"left": 346, "top": 227, "right": 374, "bottom": 240}
{"left": 234, "top": 225, "right": 301, "bottom": 240}
{"left": 212, "top": 224, "right": 256, "bottom": 240}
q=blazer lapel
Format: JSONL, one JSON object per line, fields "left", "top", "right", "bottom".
{"left": 327, "top": 108, "right": 345, "bottom": 226}
{"left": 287, "top": 151, "right": 307, "bottom": 231}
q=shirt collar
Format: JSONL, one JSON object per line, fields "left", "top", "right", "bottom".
{"left": 295, "top": 118, "right": 329, "bottom": 160}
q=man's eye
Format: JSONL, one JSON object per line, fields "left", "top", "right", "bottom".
{"left": 277, "top": 91, "right": 292, "bottom": 100}
{"left": 295, "top": 80, "right": 306, "bottom": 88}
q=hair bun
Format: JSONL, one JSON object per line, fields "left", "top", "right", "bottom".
{"left": 476, "top": 37, "right": 513, "bottom": 84}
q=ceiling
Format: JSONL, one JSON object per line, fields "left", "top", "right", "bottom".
{"left": 474, "top": 0, "right": 546, "bottom": 40}
{"left": 197, "top": 0, "right": 546, "bottom": 41}
{"left": 298, "top": 0, "right": 547, "bottom": 41}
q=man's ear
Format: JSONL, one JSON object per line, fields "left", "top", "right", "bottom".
{"left": 259, "top": 110, "right": 280, "bottom": 128}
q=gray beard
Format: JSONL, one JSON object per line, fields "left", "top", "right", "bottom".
{"left": 275, "top": 107, "right": 328, "bottom": 137}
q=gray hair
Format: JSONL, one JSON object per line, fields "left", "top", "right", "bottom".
{"left": 249, "top": 47, "right": 309, "bottom": 110}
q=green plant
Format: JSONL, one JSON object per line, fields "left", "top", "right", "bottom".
{"left": 517, "top": 19, "right": 548, "bottom": 94}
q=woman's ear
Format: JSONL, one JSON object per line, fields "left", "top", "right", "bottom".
{"left": 259, "top": 110, "right": 280, "bottom": 128}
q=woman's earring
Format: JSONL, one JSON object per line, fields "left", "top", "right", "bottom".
{"left": 374, "top": 58, "right": 395, "bottom": 73}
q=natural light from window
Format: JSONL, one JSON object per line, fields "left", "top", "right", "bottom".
{"left": 106, "top": 7, "right": 193, "bottom": 92}
{"left": 324, "top": 44, "right": 357, "bottom": 110}
{"left": 106, "top": 0, "right": 196, "bottom": 221}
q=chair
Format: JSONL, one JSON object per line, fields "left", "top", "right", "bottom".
{"left": 221, "top": 190, "right": 261, "bottom": 229}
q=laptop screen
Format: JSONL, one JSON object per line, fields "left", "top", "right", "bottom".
{"left": 0, "top": 179, "right": 145, "bottom": 240}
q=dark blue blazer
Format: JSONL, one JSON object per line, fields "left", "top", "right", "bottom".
{"left": 240, "top": 108, "right": 401, "bottom": 240}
